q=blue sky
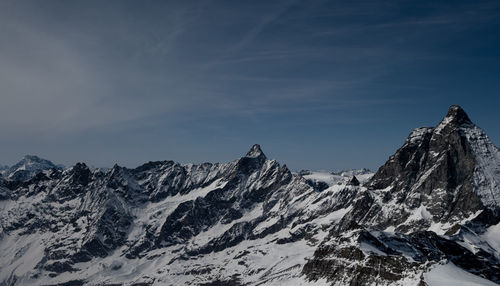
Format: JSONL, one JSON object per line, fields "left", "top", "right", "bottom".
{"left": 1, "top": 0, "right": 499, "bottom": 171}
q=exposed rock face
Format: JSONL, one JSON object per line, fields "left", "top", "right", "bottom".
{"left": 347, "top": 176, "right": 360, "bottom": 186}
{"left": 302, "top": 105, "right": 500, "bottom": 285}
{"left": 356, "top": 105, "right": 500, "bottom": 233}
{"left": 0, "top": 106, "right": 499, "bottom": 286}
{"left": 304, "top": 227, "right": 500, "bottom": 285}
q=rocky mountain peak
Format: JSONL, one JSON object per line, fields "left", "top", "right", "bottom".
{"left": 17, "top": 154, "right": 58, "bottom": 168}
{"left": 347, "top": 175, "right": 360, "bottom": 186}
{"left": 67, "top": 162, "right": 91, "bottom": 186}
{"left": 23, "top": 154, "right": 40, "bottom": 161}
{"left": 2, "top": 154, "right": 62, "bottom": 181}
{"left": 437, "top": 104, "right": 473, "bottom": 130}
{"left": 236, "top": 144, "right": 268, "bottom": 175}
{"left": 365, "top": 105, "right": 500, "bottom": 234}
{"left": 245, "top": 144, "right": 266, "bottom": 159}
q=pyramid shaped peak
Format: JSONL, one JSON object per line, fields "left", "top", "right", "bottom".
{"left": 12, "top": 155, "right": 59, "bottom": 169}
{"left": 434, "top": 105, "right": 473, "bottom": 134}
{"left": 443, "top": 105, "right": 472, "bottom": 126}
{"left": 347, "top": 175, "right": 360, "bottom": 186}
{"left": 245, "top": 144, "right": 266, "bottom": 159}
{"left": 20, "top": 154, "right": 55, "bottom": 164}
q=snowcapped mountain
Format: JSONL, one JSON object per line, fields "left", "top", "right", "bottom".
{"left": 0, "top": 155, "right": 63, "bottom": 182}
{"left": 0, "top": 105, "right": 499, "bottom": 286}
{"left": 304, "top": 105, "right": 500, "bottom": 285}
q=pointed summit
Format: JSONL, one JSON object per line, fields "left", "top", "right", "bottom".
{"left": 23, "top": 154, "right": 40, "bottom": 160}
{"left": 67, "top": 162, "right": 91, "bottom": 186}
{"left": 238, "top": 144, "right": 267, "bottom": 175}
{"left": 434, "top": 105, "right": 473, "bottom": 134}
{"left": 246, "top": 144, "right": 266, "bottom": 159}
{"left": 347, "top": 175, "right": 360, "bottom": 186}
{"left": 4, "top": 155, "right": 62, "bottom": 181}
{"left": 443, "top": 105, "right": 473, "bottom": 126}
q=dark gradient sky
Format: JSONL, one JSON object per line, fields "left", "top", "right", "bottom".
{"left": 1, "top": 0, "right": 499, "bottom": 171}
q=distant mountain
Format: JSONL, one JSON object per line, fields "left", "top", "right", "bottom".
{"left": 1, "top": 155, "right": 63, "bottom": 181}
{"left": 299, "top": 169, "right": 373, "bottom": 192}
{"left": 0, "top": 105, "right": 499, "bottom": 286}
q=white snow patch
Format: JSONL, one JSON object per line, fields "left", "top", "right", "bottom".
{"left": 303, "top": 172, "right": 344, "bottom": 186}
{"left": 189, "top": 203, "right": 263, "bottom": 248}
{"left": 427, "top": 210, "right": 482, "bottom": 235}
{"left": 127, "top": 179, "right": 227, "bottom": 242}
{"left": 482, "top": 222, "right": 500, "bottom": 256}
{"left": 268, "top": 276, "right": 331, "bottom": 285}
{"left": 303, "top": 170, "right": 373, "bottom": 187}
{"left": 384, "top": 226, "right": 396, "bottom": 233}
{"left": 359, "top": 242, "right": 387, "bottom": 256}
{"left": 314, "top": 207, "right": 351, "bottom": 226}
{"left": 407, "top": 127, "right": 433, "bottom": 144}
{"left": 424, "top": 262, "right": 498, "bottom": 286}
{"left": 406, "top": 205, "right": 432, "bottom": 222}
{"left": 434, "top": 116, "right": 453, "bottom": 134}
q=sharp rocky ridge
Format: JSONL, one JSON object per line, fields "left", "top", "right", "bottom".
{"left": 1, "top": 105, "right": 499, "bottom": 286}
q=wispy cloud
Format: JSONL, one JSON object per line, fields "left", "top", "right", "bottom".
{"left": 225, "top": 0, "right": 297, "bottom": 52}
{"left": 0, "top": 1, "right": 207, "bottom": 138}
{"left": 0, "top": 0, "right": 499, "bottom": 169}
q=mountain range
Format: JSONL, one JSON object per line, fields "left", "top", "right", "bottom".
{"left": 0, "top": 105, "right": 499, "bottom": 286}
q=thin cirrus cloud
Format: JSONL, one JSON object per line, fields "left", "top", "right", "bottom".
{"left": 0, "top": 0, "right": 499, "bottom": 170}
{"left": 0, "top": 2, "right": 198, "bottom": 138}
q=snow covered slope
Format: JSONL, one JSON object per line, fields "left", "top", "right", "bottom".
{"left": 424, "top": 262, "right": 499, "bottom": 286}
{"left": 300, "top": 168, "right": 373, "bottom": 190}
{"left": 0, "top": 105, "right": 499, "bottom": 286}
{"left": 1, "top": 155, "right": 63, "bottom": 182}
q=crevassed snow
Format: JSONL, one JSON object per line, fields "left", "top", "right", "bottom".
{"left": 424, "top": 262, "right": 499, "bottom": 286}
